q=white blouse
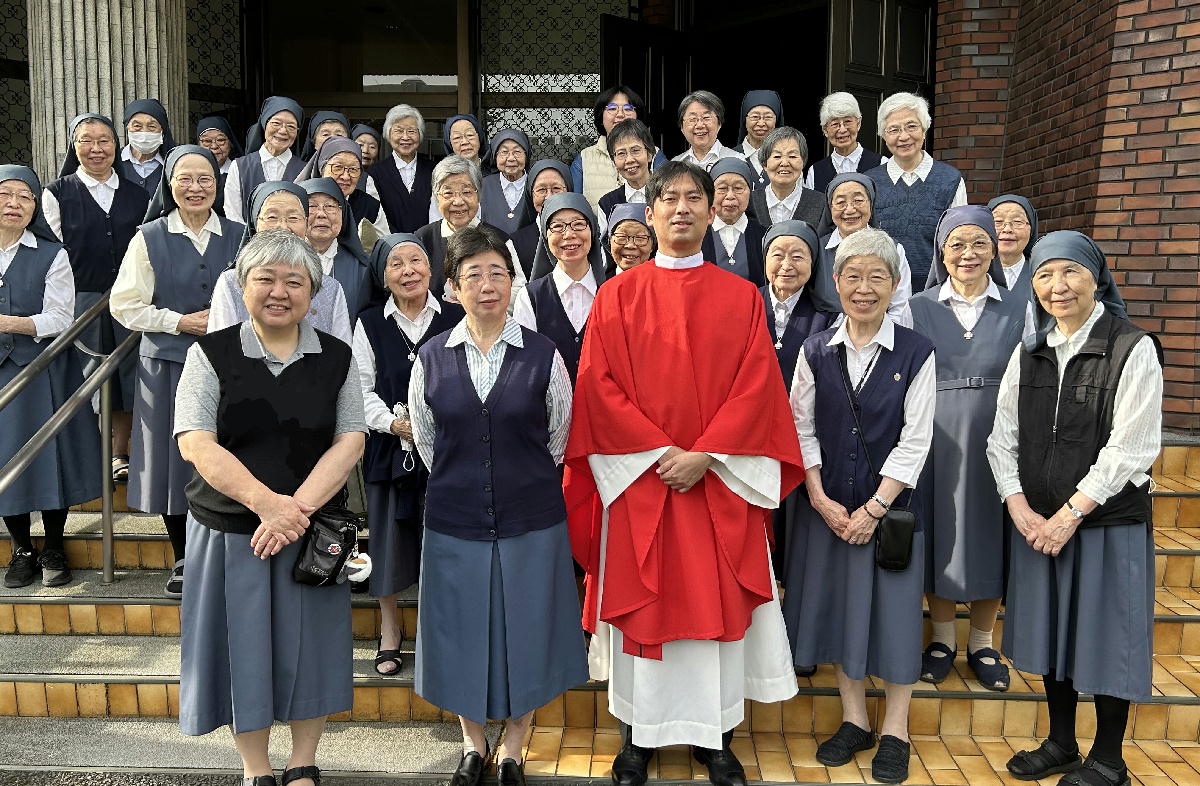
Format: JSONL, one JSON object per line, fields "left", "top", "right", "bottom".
{"left": 0, "top": 231, "right": 74, "bottom": 339}
{"left": 351, "top": 292, "right": 442, "bottom": 434}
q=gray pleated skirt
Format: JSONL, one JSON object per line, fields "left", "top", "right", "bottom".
{"left": 0, "top": 355, "right": 102, "bottom": 517}
{"left": 365, "top": 479, "right": 421, "bottom": 597}
{"left": 128, "top": 357, "right": 190, "bottom": 515}
{"left": 782, "top": 501, "right": 925, "bottom": 685}
{"left": 179, "top": 514, "right": 353, "bottom": 736}
{"left": 75, "top": 291, "right": 136, "bottom": 412}
{"left": 1002, "top": 521, "right": 1154, "bottom": 702}
{"left": 414, "top": 523, "right": 589, "bottom": 725}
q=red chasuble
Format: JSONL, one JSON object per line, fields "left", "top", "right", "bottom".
{"left": 564, "top": 260, "right": 805, "bottom": 659}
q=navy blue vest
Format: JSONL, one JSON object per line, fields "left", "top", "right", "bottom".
{"left": 761, "top": 286, "right": 832, "bottom": 386}
{"left": 46, "top": 173, "right": 149, "bottom": 293}
{"left": 809, "top": 148, "right": 885, "bottom": 195}
{"left": 867, "top": 159, "right": 961, "bottom": 288}
{"left": 118, "top": 157, "right": 163, "bottom": 194}
{"left": 420, "top": 326, "right": 567, "bottom": 541}
{"left": 348, "top": 188, "right": 381, "bottom": 226}
{"left": 184, "top": 325, "right": 352, "bottom": 534}
{"left": 510, "top": 222, "right": 540, "bottom": 279}
{"left": 0, "top": 240, "right": 60, "bottom": 366}
{"left": 702, "top": 221, "right": 767, "bottom": 286}
{"left": 358, "top": 300, "right": 465, "bottom": 484}
{"left": 597, "top": 186, "right": 626, "bottom": 224}
{"left": 479, "top": 173, "right": 531, "bottom": 236}
{"left": 140, "top": 216, "right": 242, "bottom": 362}
{"left": 234, "top": 150, "right": 305, "bottom": 220}
{"left": 369, "top": 155, "right": 434, "bottom": 234}
{"left": 749, "top": 187, "right": 832, "bottom": 237}
{"left": 525, "top": 273, "right": 586, "bottom": 382}
{"left": 416, "top": 220, "right": 510, "bottom": 300}
{"left": 330, "top": 246, "right": 375, "bottom": 321}
{"left": 802, "top": 325, "right": 934, "bottom": 524}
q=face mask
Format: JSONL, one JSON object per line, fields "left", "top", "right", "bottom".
{"left": 128, "top": 131, "right": 163, "bottom": 155}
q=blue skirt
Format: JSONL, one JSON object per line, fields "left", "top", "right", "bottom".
{"left": 128, "top": 357, "right": 191, "bottom": 515}
{"left": 179, "top": 514, "right": 353, "bottom": 735}
{"left": 415, "top": 523, "right": 588, "bottom": 724}
{"left": 365, "top": 478, "right": 422, "bottom": 597}
{"left": 75, "top": 290, "right": 136, "bottom": 412}
{"left": 0, "top": 354, "right": 102, "bottom": 517}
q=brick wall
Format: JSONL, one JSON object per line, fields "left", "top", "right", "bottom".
{"left": 933, "top": 0, "right": 1200, "bottom": 431}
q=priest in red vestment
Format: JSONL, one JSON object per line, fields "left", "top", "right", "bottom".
{"left": 564, "top": 160, "right": 805, "bottom": 786}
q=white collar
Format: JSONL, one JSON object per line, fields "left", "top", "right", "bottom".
{"left": 1047, "top": 301, "right": 1105, "bottom": 349}
{"left": 765, "top": 184, "right": 803, "bottom": 210}
{"left": 1003, "top": 254, "right": 1027, "bottom": 271}
{"left": 315, "top": 239, "right": 339, "bottom": 261}
{"left": 219, "top": 159, "right": 232, "bottom": 174}
{"left": 624, "top": 184, "right": 647, "bottom": 201}
{"left": 258, "top": 146, "right": 293, "bottom": 163}
{"left": 552, "top": 265, "right": 598, "bottom": 296}
{"left": 740, "top": 139, "right": 759, "bottom": 157}
{"left": 440, "top": 214, "right": 481, "bottom": 238}
{"left": 121, "top": 146, "right": 164, "bottom": 165}
{"left": 937, "top": 278, "right": 1002, "bottom": 304}
{"left": 827, "top": 313, "right": 896, "bottom": 351}
{"left": 392, "top": 151, "right": 417, "bottom": 170}
{"left": 711, "top": 214, "right": 749, "bottom": 234}
{"left": 384, "top": 290, "right": 441, "bottom": 321}
{"left": 825, "top": 228, "right": 845, "bottom": 249}
{"left": 2, "top": 229, "right": 38, "bottom": 253}
{"left": 445, "top": 316, "right": 525, "bottom": 350}
{"left": 885, "top": 151, "right": 933, "bottom": 183}
{"left": 76, "top": 169, "right": 120, "bottom": 189}
{"left": 831, "top": 144, "right": 863, "bottom": 166}
{"left": 500, "top": 172, "right": 527, "bottom": 190}
{"left": 769, "top": 286, "right": 803, "bottom": 310}
{"left": 687, "top": 140, "right": 726, "bottom": 163}
{"left": 654, "top": 251, "right": 704, "bottom": 269}
{"left": 166, "top": 209, "right": 223, "bottom": 237}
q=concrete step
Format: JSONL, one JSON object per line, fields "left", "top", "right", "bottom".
{"left": 3, "top": 635, "right": 1200, "bottom": 743}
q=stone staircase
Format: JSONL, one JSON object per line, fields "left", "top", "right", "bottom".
{"left": 3, "top": 447, "right": 1200, "bottom": 784}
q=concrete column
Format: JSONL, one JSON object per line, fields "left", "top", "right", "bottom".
{"left": 28, "top": 0, "right": 188, "bottom": 181}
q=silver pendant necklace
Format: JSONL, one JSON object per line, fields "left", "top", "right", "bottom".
{"left": 963, "top": 330, "right": 974, "bottom": 340}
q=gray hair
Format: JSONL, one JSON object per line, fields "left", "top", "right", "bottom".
{"left": 819, "top": 92, "right": 862, "bottom": 126}
{"left": 877, "top": 92, "right": 931, "bottom": 135}
{"left": 677, "top": 90, "right": 725, "bottom": 126}
{"left": 757, "top": 126, "right": 810, "bottom": 168}
{"left": 235, "top": 229, "right": 323, "bottom": 297}
{"left": 432, "top": 154, "right": 482, "bottom": 193}
{"left": 833, "top": 227, "right": 901, "bottom": 279}
{"left": 383, "top": 103, "right": 425, "bottom": 144}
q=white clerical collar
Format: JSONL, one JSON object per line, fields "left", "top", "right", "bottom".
{"left": 385, "top": 290, "right": 441, "bottom": 321}
{"left": 76, "top": 169, "right": 120, "bottom": 189}
{"left": 259, "top": 146, "right": 293, "bottom": 164}
{"left": 766, "top": 184, "right": 803, "bottom": 211}
{"left": 831, "top": 144, "right": 863, "bottom": 169}
{"left": 885, "top": 151, "right": 933, "bottom": 183}
{"left": 937, "top": 278, "right": 1002, "bottom": 304}
{"left": 769, "top": 286, "right": 804, "bottom": 310}
{"left": 166, "top": 209, "right": 223, "bottom": 238}
{"left": 654, "top": 251, "right": 704, "bottom": 269}
{"left": 711, "top": 214, "right": 749, "bottom": 233}
{"left": 440, "top": 214, "right": 481, "bottom": 237}
{"left": 501, "top": 172, "right": 527, "bottom": 191}
{"left": 828, "top": 313, "right": 896, "bottom": 351}
{"left": 552, "top": 265, "right": 598, "bottom": 296}
{"left": 393, "top": 151, "right": 417, "bottom": 170}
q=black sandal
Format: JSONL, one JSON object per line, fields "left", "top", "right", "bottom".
{"left": 967, "top": 647, "right": 1010, "bottom": 691}
{"left": 1006, "top": 738, "right": 1081, "bottom": 781}
{"left": 374, "top": 638, "right": 403, "bottom": 676}
{"left": 1059, "top": 757, "right": 1130, "bottom": 786}
{"left": 112, "top": 454, "right": 130, "bottom": 484}
{"left": 281, "top": 764, "right": 320, "bottom": 786}
{"left": 920, "top": 642, "right": 956, "bottom": 684}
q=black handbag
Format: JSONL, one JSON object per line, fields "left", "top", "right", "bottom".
{"left": 835, "top": 346, "right": 917, "bottom": 572}
{"left": 293, "top": 498, "right": 360, "bottom": 587}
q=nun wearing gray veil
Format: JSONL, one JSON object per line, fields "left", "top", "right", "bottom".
{"left": 224, "top": 96, "right": 307, "bottom": 224}
{"left": 119, "top": 98, "right": 177, "bottom": 194}
{"left": 987, "top": 193, "right": 1039, "bottom": 299}
{"left": 299, "top": 177, "right": 377, "bottom": 319}
{"left": 907, "top": 206, "right": 1029, "bottom": 692}
{"left": 512, "top": 192, "right": 605, "bottom": 382}
{"left": 986, "top": 230, "right": 1161, "bottom": 786}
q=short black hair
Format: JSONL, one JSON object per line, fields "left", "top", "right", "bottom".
{"left": 645, "top": 161, "right": 714, "bottom": 209}
{"left": 606, "top": 118, "right": 656, "bottom": 159}
{"left": 444, "top": 224, "right": 515, "bottom": 283}
{"left": 593, "top": 85, "right": 648, "bottom": 136}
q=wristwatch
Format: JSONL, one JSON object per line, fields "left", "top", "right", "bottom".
{"left": 871, "top": 493, "right": 891, "bottom": 511}
{"left": 1065, "top": 502, "right": 1085, "bottom": 520}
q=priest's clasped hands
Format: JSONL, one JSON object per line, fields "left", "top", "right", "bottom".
{"left": 656, "top": 446, "right": 715, "bottom": 493}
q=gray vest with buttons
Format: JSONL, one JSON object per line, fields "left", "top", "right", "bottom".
{"left": 0, "top": 239, "right": 60, "bottom": 366}
{"left": 140, "top": 216, "right": 242, "bottom": 363}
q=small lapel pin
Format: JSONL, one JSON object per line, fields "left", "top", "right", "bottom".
{"left": 893, "top": 372, "right": 902, "bottom": 381}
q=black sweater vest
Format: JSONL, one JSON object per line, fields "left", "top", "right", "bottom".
{"left": 45, "top": 173, "right": 149, "bottom": 293}
{"left": 184, "top": 326, "right": 352, "bottom": 534}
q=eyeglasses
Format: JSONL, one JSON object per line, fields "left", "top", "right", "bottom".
{"left": 258, "top": 214, "right": 306, "bottom": 227}
{"left": 612, "top": 145, "right": 647, "bottom": 162}
{"left": 326, "top": 164, "right": 361, "bottom": 177}
{"left": 532, "top": 185, "right": 566, "bottom": 198}
{"left": 831, "top": 195, "right": 868, "bottom": 210}
{"left": 75, "top": 136, "right": 115, "bottom": 148}
{"left": 438, "top": 187, "right": 478, "bottom": 201}
{"left": 391, "top": 127, "right": 420, "bottom": 139}
{"left": 266, "top": 119, "right": 299, "bottom": 133}
{"left": 946, "top": 240, "right": 993, "bottom": 254}
{"left": 839, "top": 272, "right": 892, "bottom": 287}
{"left": 308, "top": 202, "right": 341, "bottom": 215}
{"left": 449, "top": 133, "right": 478, "bottom": 144}
{"left": 605, "top": 103, "right": 635, "bottom": 113}
{"left": 714, "top": 184, "right": 748, "bottom": 197}
{"left": 995, "top": 218, "right": 1030, "bottom": 230}
{"left": 172, "top": 175, "right": 215, "bottom": 189}
{"left": 612, "top": 233, "right": 650, "bottom": 247}
{"left": 746, "top": 112, "right": 775, "bottom": 124}
{"left": 547, "top": 219, "right": 590, "bottom": 236}
{"left": 683, "top": 112, "right": 717, "bottom": 127}
{"left": 457, "top": 270, "right": 511, "bottom": 286}
{"left": 825, "top": 118, "right": 858, "bottom": 131}
{"left": 882, "top": 122, "right": 922, "bottom": 138}
{"left": 0, "top": 189, "right": 36, "bottom": 206}
{"left": 198, "top": 134, "right": 229, "bottom": 147}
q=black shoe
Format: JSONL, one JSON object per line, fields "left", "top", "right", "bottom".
{"left": 498, "top": 758, "right": 527, "bottom": 786}
{"left": 1007, "top": 738, "right": 1082, "bottom": 781}
{"left": 611, "top": 737, "right": 654, "bottom": 786}
{"left": 1059, "top": 756, "right": 1130, "bottom": 786}
{"left": 795, "top": 664, "right": 817, "bottom": 677}
{"left": 243, "top": 777, "right": 277, "bottom": 786}
{"left": 449, "top": 744, "right": 488, "bottom": 786}
{"left": 164, "top": 559, "right": 184, "bottom": 598}
{"left": 281, "top": 764, "right": 320, "bottom": 785}
{"left": 692, "top": 744, "right": 747, "bottom": 786}
{"left": 871, "top": 735, "right": 910, "bottom": 783}
{"left": 920, "top": 642, "right": 956, "bottom": 684}
{"left": 815, "top": 722, "right": 876, "bottom": 767}
{"left": 4, "top": 547, "right": 39, "bottom": 588}
{"left": 38, "top": 548, "right": 71, "bottom": 587}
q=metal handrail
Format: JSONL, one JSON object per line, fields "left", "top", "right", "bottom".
{"left": 0, "top": 293, "right": 138, "bottom": 584}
